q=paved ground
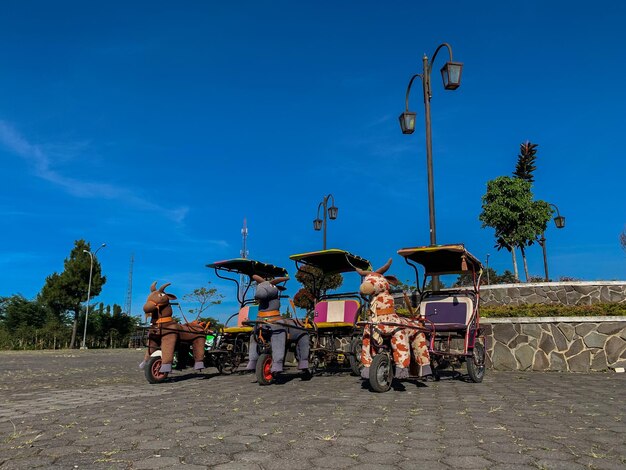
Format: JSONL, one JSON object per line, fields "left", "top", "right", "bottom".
{"left": 0, "top": 349, "right": 625, "bottom": 469}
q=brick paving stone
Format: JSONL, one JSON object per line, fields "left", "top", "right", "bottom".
{"left": 134, "top": 456, "right": 181, "bottom": 468}
{"left": 1, "top": 349, "right": 625, "bottom": 469}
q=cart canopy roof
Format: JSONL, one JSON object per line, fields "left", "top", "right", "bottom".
{"left": 206, "top": 258, "right": 288, "bottom": 279}
{"left": 397, "top": 244, "right": 482, "bottom": 276}
{"left": 289, "top": 249, "right": 371, "bottom": 274}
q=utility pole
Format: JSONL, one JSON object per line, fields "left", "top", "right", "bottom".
{"left": 124, "top": 253, "right": 134, "bottom": 317}
{"left": 240, "top": 218, "right": 249, "bottom": 300}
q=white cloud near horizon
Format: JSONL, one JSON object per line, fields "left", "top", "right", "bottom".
{"left": 0, "top": 120, "right": 188, "bottom": 223}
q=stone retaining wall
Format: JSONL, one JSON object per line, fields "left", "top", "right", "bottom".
{"left": 483, "top": 317, "right": 626, "bottom": 372}
{"left": 481, "top": 281, "right": 626, "bottom": 306}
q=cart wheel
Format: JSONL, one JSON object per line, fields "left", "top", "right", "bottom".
{"left": 145, "top": 356, "right": 169, "bottom": 384}
{"left": 466, "top": 342, "right": 485, "bottom": 383}
{"left": 349, "top": 336, "right": 363, "bottom": 376}
{"left": 216, "top": 352, "right": 241, "bottom": 375}
{"left": 370, "top": 353, "right": 393, "bottom": 393}
{"left": 256, "top": 353, "right": 274, "bottom": 385}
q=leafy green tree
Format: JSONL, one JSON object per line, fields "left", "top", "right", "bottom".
{"left": 496, "top": 270, "right": 518, "bottom": 284}
{"left": 293, "top": 265, "right": 343, "bottom": 311}
{"left": 513, "top": 141, "right": 538, "bottom": 183}
{"left": 479, "top": 176, "right": 551, "bottom": 282}
{"left": 0, "top": 295, "right": 48, "bottom": 330}
{"left": 39, "top": 240, "right": 106, "bottom": 348}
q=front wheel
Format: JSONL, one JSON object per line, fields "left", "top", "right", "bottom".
{"left": 145, "top": 356, "right": 169, "bottom": 384}
{"left": 349, "top": 336, "right": 363, "bottom": 376}
{"left": 256, "top": 353, "right": 274, "bottom": 386}
{"left": 370, "top": 352, "right": 393, "bottom": 393}
{"left": 466, "top": 342, "right": 486, "bottom": 383}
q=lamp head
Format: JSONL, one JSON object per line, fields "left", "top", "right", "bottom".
{"left": 554, "top": 215, "right": 565, "bottom": 229}
{"left": 398, "top": 111, "right": 416, "bottom": 134}
{"left": 440, "top": 61, "right": 463, "bottom": 90}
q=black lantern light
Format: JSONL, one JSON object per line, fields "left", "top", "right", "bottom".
{"left": 328, "top": 205, "right": 338, "bottom": 220}
{"left": 440, "top": 61, "right": 463, "bottom": 90}
{"left": 554, "top": 215, "right": 565, "bottom": 229}
{"left": 313, "top": 218, "right": 323, "bottom": 231}
{"left": 398, "top": 111, "right": 417, "bottom": 134}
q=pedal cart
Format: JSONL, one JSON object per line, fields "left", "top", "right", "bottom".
{"left": 141, "top": 282, "right": 219, "bottom": 384}
{"left": 206, "top": 258, "right": 289, "bottom": 374}
{"left": 289, "top": 249, "right": 371, "bottom": 376}
{"left": 397, "top": 244, "right": 486, "bottom": 384}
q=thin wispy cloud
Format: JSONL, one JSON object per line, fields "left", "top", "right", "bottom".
{"left": 0, "top": 120, "right": 188, "bottom": 222}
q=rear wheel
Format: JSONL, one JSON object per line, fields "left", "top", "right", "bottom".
{"left": 466, "top": 342, "right": 485, "bottom": 383}
{"left": 256, "top": 353, "right": 274, "bottom": 385}
{"left": 370, "top": 352, "right": 393, "bottom": 393}
{"left": 145, "top": 356, "right": 169, "bottom": 384}
{"left": 349, "top": 336, "right": 363, "bottom": 376}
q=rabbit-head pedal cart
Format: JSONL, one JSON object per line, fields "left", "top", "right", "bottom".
{"left": 206, "top": 258, "right": 290, "bottom": 376}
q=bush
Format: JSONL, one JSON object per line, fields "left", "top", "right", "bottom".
{"left": 481, "top": 303, "right": 626, "bottom": 318}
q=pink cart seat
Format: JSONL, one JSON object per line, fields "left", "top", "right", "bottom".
{"left": 313, "top": 299, "right": 360, "bottom": 329}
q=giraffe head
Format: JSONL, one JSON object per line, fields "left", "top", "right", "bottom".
{"left": 356, "top": 258, "right": 399, "bottom": 297}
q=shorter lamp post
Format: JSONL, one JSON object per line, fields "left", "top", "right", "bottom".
{"left": 81, "top": 243, "right": 106, "bottom": 349}
{"left": 313, "top": 194, "right": 338, "bottom": 250}
{"left": 485, "top": 253, "right": 491, "bottom": 285}
{"left": 540, "top": 204, "right": 565, "bottom": 282}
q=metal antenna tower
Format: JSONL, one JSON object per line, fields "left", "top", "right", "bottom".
{"left": 124, "top": 253, "right": 134, "bottom": 317}
{"left": 240, "top": 219, "right": 248, "bottom": 300}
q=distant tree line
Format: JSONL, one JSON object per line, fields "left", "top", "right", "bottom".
{"left": 0, "top": 239, "right": 137, "bottom": 350}
{"left": 0, "top": 239, "right": 226, "bottom": 351}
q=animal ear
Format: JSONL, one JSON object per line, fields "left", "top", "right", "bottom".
{"left": 385, "top": 275, "right": 400, "bottom": 286}
{"left": 375, "top": 258, "right": 393, "bottom": 274}
{"left": 270, "top": 277, "right": 289, "bottom": 286}
{"left": 355, "top": 267, "right": 371, "bottom": 277}
{"left": 167, "top": 293, "right": 177, "bottom": 300}
{"left": 150, "top": 281, "right": 157, "bottom": 292}
{"left": 252, "top": 274, "right": 265, "bottom": 284}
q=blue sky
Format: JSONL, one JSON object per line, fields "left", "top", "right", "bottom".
{"left": 1, "top": 1, "right": 625, "bottom": 322}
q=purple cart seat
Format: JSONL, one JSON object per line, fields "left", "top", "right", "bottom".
{"left": 419, "top": 295, "right": 474, "bottom": 332}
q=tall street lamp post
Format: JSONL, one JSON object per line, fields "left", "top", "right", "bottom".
{"left": 81, "top": 243, "right": 106, "bottom": 349}
{"left": 540, "top": 204, "right": 565, "bottom": 282}
{"left": 399, "top": 42, "right": 463, "bottom": 289}
{"left": 313, "top": 194, "right": 338, "bottom": 250}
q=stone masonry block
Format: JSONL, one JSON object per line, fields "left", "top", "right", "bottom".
{"left": 521, "top": 323, "right": 542, "bottom": 339}
{"left": 605, "top": 336, "right": 626, "bottom": 364}
{"left": 538, "top": 332, "right": 556, "bottom": 354}
{"left": 558, "top": 323, "right": 575, "bottom": 342}
{"left": 532, "top": 350, "right": 550, "bottom": 371}
{"left": 597, "top": 322, "right": 626, "bottom": 335}
{"left": 565, "top": 338, "right": 585, "bottom": 358}
{"left": 591, "top": 350, "right": 608, "bottom": 371}
{"left": 575, "top": 323, "right": 596, "bottom": 337}
{"left": 567, "top": 350, "right": 591, "bottom": 372}
{"left": 492, "top": 323, "right": 517, "bottom": 345}
{"left": 492, "top": 342, "right": 518, "bottom": 370}
{"left": 514, "top": 344, "right": 534, "bottom": 370}
{"left": 583, "top": 331, "right": 608, "bottom": 349}
{"left": 548, "top": 352, "right": 567, "bottom": 371}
